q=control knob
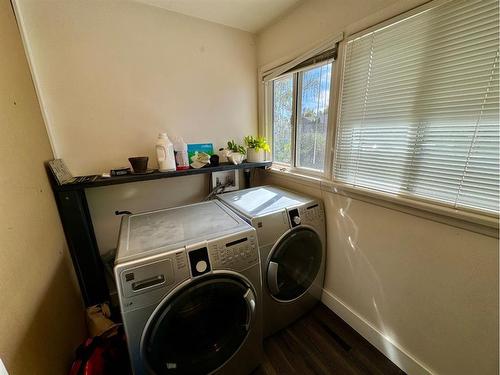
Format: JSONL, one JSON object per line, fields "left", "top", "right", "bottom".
{"left": 196, "top": 260, "right": 208, "bottom": 273}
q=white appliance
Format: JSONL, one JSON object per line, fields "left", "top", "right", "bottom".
{"left": 218, "top": 185, "right": 326, "bottom": 337}
{"left": 114, "top": 201, "right": 262, "bottom": 375}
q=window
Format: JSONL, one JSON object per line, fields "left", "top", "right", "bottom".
{"left": 271, "top": 61, "right": 333, "bottom": 173}
{"left": 334, "top": 0, "right": 499, "bottom": 215}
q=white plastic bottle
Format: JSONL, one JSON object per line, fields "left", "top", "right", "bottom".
{"left": 173, "top": 137, "right": 190, "bottom": 170}
{"left": 156, "top": 133, "right": 176, "bottom": 172}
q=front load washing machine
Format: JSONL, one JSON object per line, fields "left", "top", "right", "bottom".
{"left": 218, "top": 186, "right": 326, "bottom": 337}
{"left": 114, "top": 200, "right": 262, "bottom": 375}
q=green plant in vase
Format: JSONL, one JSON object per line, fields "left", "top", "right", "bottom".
{"left": 244, "top": 136, "right": 270, "bottom": 162}
{"left": 226, "top": 140, "right": 246, "bottom": 165}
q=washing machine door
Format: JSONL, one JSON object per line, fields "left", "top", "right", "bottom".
{"left": 267, "top": 226, "right": 323, "bottom": 301}
{"left": 141, "top": 275, "right": 256, "bottom": 375}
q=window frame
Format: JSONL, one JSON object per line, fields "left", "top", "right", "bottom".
{"left": 266, "top": 59, "right": 337, "bottom": 178}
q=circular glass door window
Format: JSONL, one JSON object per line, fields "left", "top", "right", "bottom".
{"left": 142, "top": 276, "right": 255, "bottom": 375}
{"left": 267, "top": 227, "right": 323, "bottom": 301}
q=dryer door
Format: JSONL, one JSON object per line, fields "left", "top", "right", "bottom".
{"left": 141, "top": 275, "right": 256, "bottom": 375}
{"left": 267, "top": 227, "right": 323, "bottom": 301}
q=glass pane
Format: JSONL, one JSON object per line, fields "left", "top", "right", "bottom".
{"left": 272, "top": 75, "right": 293, "bottom": 164}
{"left": 268, "top": 227, "right": 322, "bottom": 301}
{"left": 143, "top": 277, "right": 250, "bottom": 374}
{"left": 296, "top": 63, "right": 332, "bottom": 171}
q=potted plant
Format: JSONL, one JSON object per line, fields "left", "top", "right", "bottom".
{"left": 226, "top": 140, "right": 246, "bottom": 165}
{"left": 244, "top": 136, "right": 270, "bottom": 162}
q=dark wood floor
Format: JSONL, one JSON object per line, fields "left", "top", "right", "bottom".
{"left": 253, "top": 303, "right": 405, "bottom": 375}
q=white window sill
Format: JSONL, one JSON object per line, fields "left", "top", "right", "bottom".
{"left": 265, "top": 166, "right": 326, "bottom": 187}
{"left": 263, "top": 166, "right": 499, "bottom": 238}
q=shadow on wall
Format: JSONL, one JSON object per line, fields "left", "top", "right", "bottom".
{"left": 8, "top": 254, "right": 86, "bottom": 375}
{"left": 324, "top": 189, "right": 397, "bottom": 349}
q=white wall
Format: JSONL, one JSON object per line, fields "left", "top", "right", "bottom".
{"left": 257, "top": 1, "right": 499, "bottom": 374}
{"left": 16, "top": 0, "right": 257, "bottom": 176}
{"left": 257, "top": 0, "right": 427, "bottom": 66}
{"left": 0, "top": 1, "right": 86, "bottom": 373}
{"left": 15, "top": 0, "right": 259, "bottom": 257}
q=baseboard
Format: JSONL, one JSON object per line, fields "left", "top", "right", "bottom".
{"left": 321, "top": 289, "right": 434, "bottom": 375}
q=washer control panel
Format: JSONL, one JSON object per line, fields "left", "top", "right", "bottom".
{"left": 208, "top": 231, "right": 259, "bottom": 271}
{"left": 187, "top": 247, "right": 212, "bottom": 277}
{"left": 116, "top": 250, "right": 190, "bottom": 312}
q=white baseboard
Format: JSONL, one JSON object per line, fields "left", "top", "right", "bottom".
{"left": 321, "top": 289, "right": 434, "bottom": 375}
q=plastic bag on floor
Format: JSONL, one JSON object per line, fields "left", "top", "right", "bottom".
{"left": 69, "top": 325, "right": 132, "bottom": 375}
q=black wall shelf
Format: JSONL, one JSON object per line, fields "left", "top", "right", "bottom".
{"left": 48, "top": 160, "right": 271, "bottom": 307}
{"left": 53, "top": 161, "right": 271, "bottom": 191}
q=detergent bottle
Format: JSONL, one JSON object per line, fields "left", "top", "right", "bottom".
{"left": 156, "top": 133, "right": 176, "bottom": 172}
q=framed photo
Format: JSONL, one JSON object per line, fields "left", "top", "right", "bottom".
{"left": 187, "top": 143, "right": 214, "bottom": 161}
{"left": 211, "top": 170, "right": 239, "bottom": 193}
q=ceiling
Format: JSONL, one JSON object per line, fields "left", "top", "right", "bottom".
{"left": 133, "top": 0, "right": 301, "bottom": 33}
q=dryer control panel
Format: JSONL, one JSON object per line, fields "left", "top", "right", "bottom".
{"left": 297, "top": 202, "right": 324, "bottom": 226}
{"left": 286, "top": 202, "right": 324, "bottom": 228}
{"left": 208, "top": 231, "right": 259, "bottom": 271}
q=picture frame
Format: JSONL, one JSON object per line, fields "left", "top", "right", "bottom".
{"left": 211, "top": 170, "right": 239, "bottom": 193}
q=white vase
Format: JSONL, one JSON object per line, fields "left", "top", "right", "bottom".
{"left": 228, "top": 152, "right": 244, "bottom": 165}
{"left": 246, "top": 148, "right": 265, "bottom": 162}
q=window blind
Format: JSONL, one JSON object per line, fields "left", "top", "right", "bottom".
{"left": 334, "top": 0, "right": 499, "bottom": 215}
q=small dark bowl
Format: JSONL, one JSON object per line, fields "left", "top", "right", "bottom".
{"left": 210, "top": 154, "right": 220, "bottom": 167}
{"left": 128, "top": 156, "right": 149, "bottom": 173}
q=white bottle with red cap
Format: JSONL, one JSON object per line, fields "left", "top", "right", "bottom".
{"left": 156, "top": 133, "right": 176, "bottom": 172}
{"left": 173, "top": 137, "right": 190, "bottom": 170}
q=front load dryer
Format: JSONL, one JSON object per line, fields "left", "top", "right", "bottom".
{"left": 218, "top": 186, "right": 326, "bottom": 337}
{"left": 114, "top": 200, "right": 262, "bottom": 375}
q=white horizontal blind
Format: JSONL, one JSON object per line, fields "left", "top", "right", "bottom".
{"left": 334, "top": 0, "right": 499, "bottom": 215}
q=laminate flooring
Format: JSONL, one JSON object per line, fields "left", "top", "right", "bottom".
{"left": 253, "top": 303, "right": 405, "bottom": 375}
